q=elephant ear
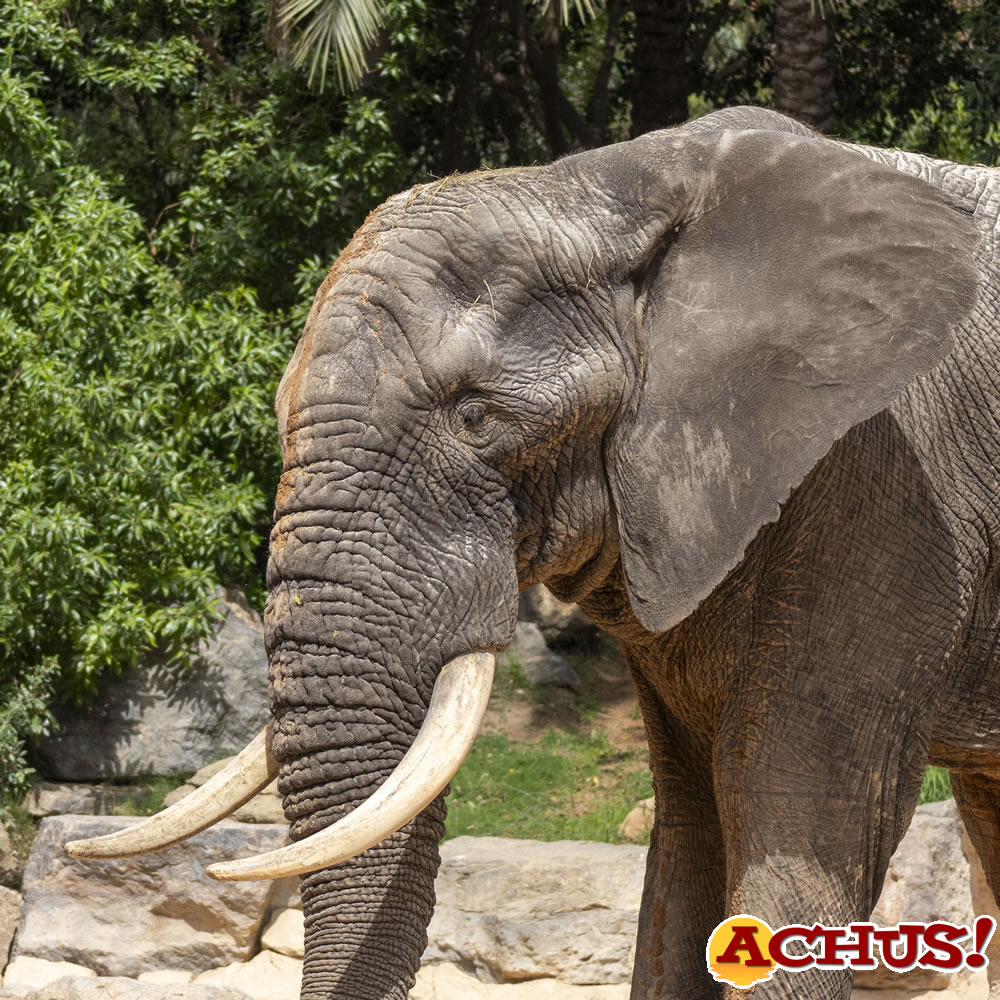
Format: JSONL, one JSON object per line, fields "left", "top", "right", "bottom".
{"left": 597, "top": 123, "right": 980, "bottom": 634}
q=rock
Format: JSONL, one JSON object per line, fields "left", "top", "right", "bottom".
{"left": 265, "top": 877, "right": 301, "bottom": 915}
{"left": 260, "top": 909, "right": 304, "bottom": 959}
{"left": 616, "top": 798, "right": 654, "bottom": 843}
{"left": 500, "top": 623, "right": 582, "bottom": 693}
{"left": 164, "top": 760, "right": 284, "bottom": 825}
{"left": 424, "top": 836, "right": 645, "bottom": 985}
{"left": 2, "top": 958, "right": 96, "bottom": 988}
{"left": 13, "top": 815, "right": 287, "bottom": 977}
{"left": 517, "top": 587, "right": 595, "bottom": 646}
{"left": 194, "top": 952, "right": 301, "bottom": 1000}
{"left": 137, "top": 972, "right": 196, "bottom": 984}
{"left": 0, "top": 888, "right": 22, "bottom": 967}
{"left": 854, "top": 799, "right": 973, "bottom": 992}
{"left": 23, "top": 784, "right": 136, "bottom": 818}
{"left": 413, "top": 964, "right": 629, "bottom": 998}
{"left": 37, "top": 589, "right": 271, "bottom": 780}
{"left": 0, "top": 976, "right": 252, "bottom": 999}
{"left": 963, "top": 831, "right": 1000, "bottom": 999}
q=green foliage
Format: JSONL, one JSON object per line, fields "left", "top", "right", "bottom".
{"left": 281, "top": 0, "right": 385, "bottom": 92}
{"left": 446, "top": 731, "right": 652, "bottom": 844}
{"left": 919, "top": 766, "right": 952, "bottom": 806}
{"left": 836, "top": 1, "right": 1000, "bottom": 165}
{"left": 0, "top": 0, "right": 497, "bottom": 797}
{"left": 0, "top": 72, "right": 293, "bottom": 792}
{"left": 692, "top": 0, "right": 1000, "bottom": 166}
{"left": 0, "top": 657, "right": 58, "bottom": 795}
{"left": 2, "top": 0, "right": 998, "bottom": 805}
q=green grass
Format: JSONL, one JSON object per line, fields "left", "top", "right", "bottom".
{"left": 447, "top": 733, "right": 954, "bottom": 845}
{"left": 919, "top": 766, "right": 952, "bottom": 805}
{"left": 446, "top": 730, "right": 652, "bottom": 844}
{"left": 111, "top": 775, "right": 188, "bottom": 817}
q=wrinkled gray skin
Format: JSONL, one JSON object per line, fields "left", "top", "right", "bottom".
{"left": 266, "top": 106, "right": 1000, "bottom": 999}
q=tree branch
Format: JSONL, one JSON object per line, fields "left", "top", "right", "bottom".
{"left": 586, "top": 0, "right": 624, "bottom": 145}
{"left": 188, "top": 21, "right": 231, "bottom": 74}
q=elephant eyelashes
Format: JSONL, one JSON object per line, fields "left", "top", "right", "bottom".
{"left": 462, "top": 403, "right": 487, "bottom": 428}
{"left": 454, "top": 397, "right": 489, "bottom": 434}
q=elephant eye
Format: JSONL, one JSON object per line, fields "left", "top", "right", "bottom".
{"left": 462, "top": 403, "right": 487, "bottom": 428}
{"left": 454, "top": 396, "right": 490, "bottom": 435}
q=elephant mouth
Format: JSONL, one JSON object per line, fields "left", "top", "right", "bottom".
{"left": 65, "top": 651, "right": 496, "bottom": 879}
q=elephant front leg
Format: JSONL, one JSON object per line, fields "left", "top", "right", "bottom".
{"left": 630, "top": 671, "right": 726, "bottom": 1000}
{"left": 711, "top": 698, "right": 930, "bottom": 1000}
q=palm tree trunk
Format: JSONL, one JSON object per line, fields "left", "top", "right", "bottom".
{"left": 630, "top": 0, "right": 690, "bottom": 136}
{"left": 773, "top": 0, "right": 837, "bottom": 133}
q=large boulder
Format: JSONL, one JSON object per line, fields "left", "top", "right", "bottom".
{"left": 963, "top": 831, "right": 1000, "bottom": 999}
{"left": 163, "top": 760, "right": 284, "bottom": 825}
{"left": 855, "top": 798, "right": 974, "bottom": 991}
{"left": 423, "top": 837, "right": 645, "bottom": 985}
{"left": 0, "top": 889, "right": 21, "bottom": 969}
{"left": 2, "top": 958, "right": 97, "bottom": 989}
{"left": 0, "top": 976, "right": 251, "bottom": 999}
{"left": 36, "top": 590, "right": 271, "bottom": 780}
{"left": 616, "top": 798, "right": 654, "bottom": 844}
{"left": 260, "top": 910, "right": 304, "bottom": 959}
{"left": 499, "top": 623, "right": 582, "bottom": 693}
{"left": 413, "top": 964, "right": 629, "bottom": 998}
{"left": 23, "top": 784, "right": 136, "bottom": 818}
{"left": 0, "top": 827, "right": 21, "bottom": 890}
{"left": 193, "top": 952, "right": 301, "bottom": 1000}
{"left": 517, "top": 587, "right": 594, "bottom": 646}
{"left": 13, "top": 815, "right": 287, "bottom": 978}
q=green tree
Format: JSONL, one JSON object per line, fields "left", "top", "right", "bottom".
{"left": 0, "top": 66, "right": 290, "bottom": 794}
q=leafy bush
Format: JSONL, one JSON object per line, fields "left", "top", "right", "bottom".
{"left": 0, "top": 71, "right": 293, "bottom": 797}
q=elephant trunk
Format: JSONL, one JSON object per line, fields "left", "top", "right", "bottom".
{"left": 254, "top": 480, "right": 504, "bottom": 1000}
{"left": 297, "top": 805, "right": 446, "bottom": 1000}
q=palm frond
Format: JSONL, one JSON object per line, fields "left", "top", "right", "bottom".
{"left": 551, "top": 0, "right": 603, "bottom": 26}
{"left": 280, "top": 0, "right": 384, "bottom": 92}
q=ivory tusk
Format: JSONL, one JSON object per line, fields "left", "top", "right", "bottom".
{"left": 65, "top": 725, "right": 279, "bottom": 860}
{"left": 205, "top": 651, "right": 495, "bottom": 882}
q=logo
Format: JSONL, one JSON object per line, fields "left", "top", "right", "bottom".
{"left": 707, "top": 915, "right": 777, "bottom": 989}
{"left": 706, "top": 915, "right": 996, "bottom": 989}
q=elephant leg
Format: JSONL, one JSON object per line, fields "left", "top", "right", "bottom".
{"left": 952, "top": 772, "right": 1000, "bottom": 999}
{"left": 711, "top": 694, "right": 930, "bottom": 1000}
{"left": 629, "top": 667, "right": 726, "bottom": 1000}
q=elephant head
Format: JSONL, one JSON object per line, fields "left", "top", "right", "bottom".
{"left": 68, "top": 107, "right": 978, "bottom": 999}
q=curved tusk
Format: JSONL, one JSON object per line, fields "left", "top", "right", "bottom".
{"left": 206, "top": 651, "right": 495, "bottom": 882}
{"left": 65, "top": 725, "right": 279, "bottom": 860}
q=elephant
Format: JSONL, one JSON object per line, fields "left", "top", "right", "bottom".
{"left": 68, "top": 105, "right": 1000, "bottom": 1000}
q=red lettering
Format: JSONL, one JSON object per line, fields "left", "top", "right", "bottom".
{"left": 813, "top": 925, "right": 848, "bottom": 968}
{"left": 769, "top": 925, "right": 816, "bottom": 969}
{"left": 919, "top": 922, "right": 967, "bottom": 971}
{"left": 847, "top": 923, "right": 877, "bottom": 969}
{"left": 714, "top": 925, "right": 773, "bottom": 967}
{"left": 874, "top": 923, "right": 923, "bottom": 971}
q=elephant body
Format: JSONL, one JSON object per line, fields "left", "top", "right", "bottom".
{"left": 266, "top": 109, "right": 1000, "bottom": 1000}
{"left": 70, "top": 107, "right": 1000, "bottom": 999}
{"left": 584, "top": 133, "right": 1000, "bottom": 998}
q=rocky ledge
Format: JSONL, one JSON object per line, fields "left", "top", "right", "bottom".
{"left": 1, "top": 799, "right": 998, "bottom": 999}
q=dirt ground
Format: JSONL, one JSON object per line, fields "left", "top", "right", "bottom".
{"left": 483, "top": 634, "right": 646, "bottom": 751}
